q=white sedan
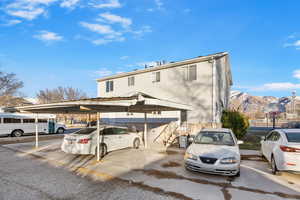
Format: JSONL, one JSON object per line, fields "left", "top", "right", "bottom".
{"left": 184, "top": 128, "right": 243, "bottom": 177}
{"left": 261, "top": 129, "right": 300, "bottom": 174}
{"left": 61, "top": 126, "right": 141, "bottom": 157}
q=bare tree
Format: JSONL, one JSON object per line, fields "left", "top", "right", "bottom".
{"left": 36, "top": 86, "right": 87, "bottom": 103}
{"left": 0, "top": 71, "right": 24, "bottom": 106}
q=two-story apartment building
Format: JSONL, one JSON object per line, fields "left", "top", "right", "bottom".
{"left": 97, "top": 52, "right": 232, "bottom": 129}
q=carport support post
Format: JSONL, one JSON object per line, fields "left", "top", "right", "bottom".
{"left": 144, "top": 113, "right": 148, "bottom": 148}
{"left": 97, "top": 112, "right": 100, "bottom": 161}
{"left": 35, "top": 114, "right": 38, "bottom": 149}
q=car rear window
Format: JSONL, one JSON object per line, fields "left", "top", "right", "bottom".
{"left": 285, "top": 132, "right": 300, "bottom": 143}
{"left": 75, "top": 128, "right": 96, "bottom": 135}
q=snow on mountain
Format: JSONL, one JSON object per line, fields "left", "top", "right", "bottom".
{"left": 229, "top": 90, "right": 294, "bottom": 117}
{"left": 24, "top": 98, "right": 38, "bottom": 104}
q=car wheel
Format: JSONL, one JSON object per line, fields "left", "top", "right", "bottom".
{"left": 12, "top": 130, "right": 23, "bottom": 137}
{"left": 133, "top": 138, "right": 140, "bottom": 149}
{"left": 56, "top": 128, "right": 65, "bottom": 134}
{"left": 95, "top": 144, "right": 107, "bottom": 158}
{"left": 271, "top": 155, "right": 278, "bottom": 175}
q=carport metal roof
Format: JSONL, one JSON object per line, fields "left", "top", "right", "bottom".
{"left": 16, "top": 92, "right": 192, "bottom": 160}
{"left": 16, "top": 92, "right": 192, "bottom": 114}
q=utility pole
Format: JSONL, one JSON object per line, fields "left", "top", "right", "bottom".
{"left": 292, "top": 90, "right": 296, "bottom": 116}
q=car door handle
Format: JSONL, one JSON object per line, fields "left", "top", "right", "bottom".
{"left": 118, "top": 136, "right": 122, "bottom": 138}
{"left": 104, "top": 137, "right": 108, "bottom": 139}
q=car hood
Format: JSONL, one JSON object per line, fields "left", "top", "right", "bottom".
{"left": 187, "top": 143, "right": 240, "bottom": 159}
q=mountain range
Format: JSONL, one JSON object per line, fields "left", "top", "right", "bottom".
{"left": 229, "top": 90, "right": 297, "bottom": 118}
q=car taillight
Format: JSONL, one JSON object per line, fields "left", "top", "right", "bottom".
{"left": 280, "top": 145, "right": 300, "bottom": 152}
{"left": 78, "top": 138, "right": 90, "bottom": 144}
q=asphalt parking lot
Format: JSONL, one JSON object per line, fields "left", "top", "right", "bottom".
{"left": 0, "top": 136, "right": 300, "bottom": 200}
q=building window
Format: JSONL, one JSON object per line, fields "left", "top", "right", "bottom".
{"left": 105, "top": 80, "right": 114, "bottom": 92}
{"left": 3, "top": 118, "right": 21, "bottom": 123}
{"left": 38, "top": 119, "right": 48, "bottom": 123}
{"left": 152, "top": 111, "right": 161, "bottom": 115}
{"left": 184, "top": 65, "right": 197, "bottom": 81}
{"left": 188, "top": 65, "right": 197, "bottom": 81}
{"left": 23, "top": 119, "right": 35, "bottom": 123}
{"left": 152, "top": 71, "right": 160, "bottom": 83}
{"left": 128, "top": 76, "right": 135, "bottom": 86}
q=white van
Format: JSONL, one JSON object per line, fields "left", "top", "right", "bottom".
{"left": 0, "top": 113, "right": 66, "bottom": 137}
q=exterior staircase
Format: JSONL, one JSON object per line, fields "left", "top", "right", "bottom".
{"left": 153, "top": 121, "right": 179, "bottom": 147}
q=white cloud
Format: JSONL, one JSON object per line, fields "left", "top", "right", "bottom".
{"left": 3, "top": 19, "right": 22, "bottom": 26}
{"left": 4, "top": 0, "right": 57, "bottom": 20}
{"left": 25, "top": 0, "right": 57, "bottom": 5}
{"left": 98, "top": 12, "right": 132, "bottom": 28}
{"left": 92, "top": 39, "right": 111, "bottom": 45}
{"left": 155, "top": 0, "right": 163, "bottom": 9}
{"left": 131, "top": 25, "right": 152, "bottom": 37}
{"left": 284, "top": 40, "right": 300, "bottom": 49}
{"left": 293, "top": 69, "right": 300, "bottom": 79}
{"left": 120, "top": 56, "right": 129, "bottom": 60}
{"left": 287, "top": 34, "right": 295, "bottom": 39}
{"left": 292, "top": 40, "right": 300, "bottom": 47}
{"left": 80, "top": 21, "right": 119, "bottom": 35}
{"left": 60, "top": 0, "right": 80, "bottom": 8}
{"left": 80, "top": 21, "right": 125, "bottom": 45}
{"left": 94, "top": 68, "right": 113, "bottom": 77}
{"left": 92, "top": 36, "right": 124, "bottom": 45}
{"left": 7, "top": 7, "right": 45, "bottom": 20}
{"left": 252, "top": 82, "right": 300, "bottom": 91}
{"left": 34, "top": 30, "right": 63, "bottom": 43}
{"left": 89, "top": 0, "right": 121, "bottom": 9}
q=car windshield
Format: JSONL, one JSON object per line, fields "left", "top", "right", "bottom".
{"left": 194, "top": 131, "right": 235, "bottom": 146}
{"left": 75, "top": 128, "right": 96, "bottom": 135}
{"left": 285, "top": 132, "right": 300, "bottom": 143}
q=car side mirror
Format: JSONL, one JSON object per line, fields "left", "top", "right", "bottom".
{"left": 237, "top": 140, "right": 244, "bottom": 145}
{"left": 261, "top": 136, "right": 266, "bottom": 141}
{"left": 188, "top": 137, "right": 194, "bottom": 143}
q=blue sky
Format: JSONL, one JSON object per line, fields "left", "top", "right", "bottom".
{"left": 1, "top": 0, "right": 300, "bottom": 98}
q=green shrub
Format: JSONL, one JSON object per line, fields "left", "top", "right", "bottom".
{"left": 221, "top": 110, "right": 249, "bottom": 139}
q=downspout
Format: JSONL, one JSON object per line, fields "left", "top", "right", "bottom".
{"left": 211, "top": 57, "right": 216, "bottom": 128}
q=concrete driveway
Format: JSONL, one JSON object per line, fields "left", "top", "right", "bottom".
{"left": 1, "top": 140, "right": 300, "bottom": 200}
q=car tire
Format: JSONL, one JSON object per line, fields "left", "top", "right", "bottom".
{"left": 271, "top": 155, "right": 278, "bottom": 175}
{"left": 56, "top": 128, "right": 65, "bottom": 134}
{"left": 11, "top": 130, "right": 23, "bottom": 137}
{"left": 133, "top": 138, "right": 140, "bottom": 149}
{"left": 95, "top": 144, "right": 107, "bottom": 158}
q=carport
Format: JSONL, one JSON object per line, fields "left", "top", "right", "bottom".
{"left": 17, "top": 92, "right": 191, "bottom": 161}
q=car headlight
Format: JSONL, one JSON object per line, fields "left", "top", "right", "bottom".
{"left": 184, "top": 152, "right": 198, "bottom": 161}
{"left": 220, "top": 157, "right": 238, "bottom": 164}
